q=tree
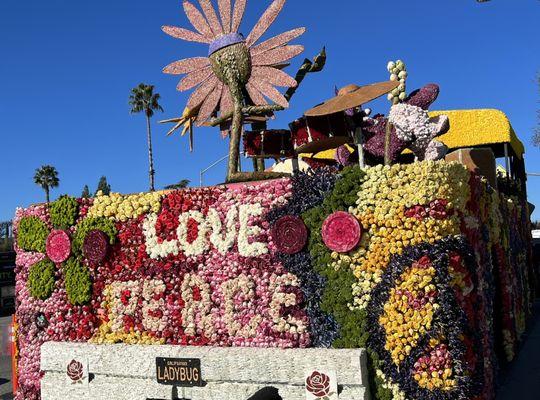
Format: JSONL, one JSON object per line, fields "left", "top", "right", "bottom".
{"left": 164, "top": 179, "right": 190, "bottom": 190}
{"left": 129, "top": 83, "right": 164, "bottom": 192}
{"left": 95, "top": 176, "right": 111, "bottom": 196}
{"left": 33, "top": 165, "right": 59, "bottom": 203}
{"left": 81, "top": 185, "right": 91, "bottom": 198}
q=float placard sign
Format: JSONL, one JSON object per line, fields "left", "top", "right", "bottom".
{"left": 156, "top": 357, "right": 202, "bottom": 387}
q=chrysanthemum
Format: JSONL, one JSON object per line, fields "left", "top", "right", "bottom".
{"left": 162, "top": 0, "right": 305, "bottom": 126}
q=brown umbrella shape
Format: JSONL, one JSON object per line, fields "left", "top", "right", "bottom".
{"left": 305, "top": 81, "right": 399, "bottom": 117}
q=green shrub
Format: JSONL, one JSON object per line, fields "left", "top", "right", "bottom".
{"left": 18, "top": 217, "right": 49, "bottom": 252}
{"left": 49, "top": 195, "right": 79, "bottom": 229}
{"left": 64, "top": 258, "right": 91, "bottom": 305}
{"left": 72, "top": 217, "right": 117, "bottom": 255}
{"left": 28, "top": 259, "right": 55, "bottom": 300}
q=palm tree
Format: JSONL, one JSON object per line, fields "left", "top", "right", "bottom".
{"left": 33, "top": 165, "right": 59, "bottom": 203}
{"left": 129, "top": 83, "right": 164, "bottom": 192}
{"left": 164, "top": 179, "right": 190, "bottom": 190}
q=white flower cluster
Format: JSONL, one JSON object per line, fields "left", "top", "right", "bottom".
{"left": 221, "top": 274, "right": 262, "bottom": 338}
{"left": 181, "top": 273, "right": 214, "bottom": 337}
{"left": 141, "top": 280, "right": 167, "bottom": 332}
{"left": 387, "top": 60, "right": 407, "bottom": 104}
{"left": 105, "top": 280, "right": 167, "bottom": 333}
{"left": 424, "top": 140, "right": 449, "bottom": 162}
{"left": 269, "top": 273, "right": 307, "bottom": 334}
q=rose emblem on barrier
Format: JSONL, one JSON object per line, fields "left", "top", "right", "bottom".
{"left": 306, "top": 371, "right": 331, "bottom": 399}
{"left": 67, "top": 359, "right": 83, "bottom": 383}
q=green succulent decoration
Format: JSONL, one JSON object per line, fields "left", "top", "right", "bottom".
{"left": 64, "top": 258, "right": 92, "bottom": 305}
{"left": 18, "top": 197, "right": 116, "bottom": 305}
{"left": 302, "top": 166, "right": 367, "bottom": 348}
{"left": 17, "top": 216, "right": 49, "bottom": 253}
{"left": 49, "top": 195, "right": 79, "bottom": 229}
{"left": 28, "top": 259, "right": 56, "bottom": 300}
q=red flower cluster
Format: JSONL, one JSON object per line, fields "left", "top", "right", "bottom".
{"left": 405, "top": 199, "right": 451, "bottom": 220}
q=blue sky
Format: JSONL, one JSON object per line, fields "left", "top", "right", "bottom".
{"left": 0, "top": 0, "right": 539, "bottom": 221}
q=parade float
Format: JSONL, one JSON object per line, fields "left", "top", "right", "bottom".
{"left": 11, "top": 1, "right": 536, "bottom": 400}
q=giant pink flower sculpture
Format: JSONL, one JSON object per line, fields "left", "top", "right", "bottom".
{"left": 163, "top": 0, "right": 304, "bottom": 123}
{"left": 162, "top": 0, "right": 305, "bottom": 180}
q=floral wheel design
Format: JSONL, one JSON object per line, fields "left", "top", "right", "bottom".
{"left": 83, "top": 229, "right": 110, "bottom": 265}
{"left": 321, "top": 211, "right": 361, "bottom": 253}
{"left": 272, "top": 215, "right": 308, "bottom": 254}
{"left": 46, "top": 230, "right": 71, "bottom": 263}
{"left": 17, "top": 196, "right": 117, "bottom": 304}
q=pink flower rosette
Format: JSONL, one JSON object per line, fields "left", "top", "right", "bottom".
{"left": 46, "top": 230, "right": 71, "bottom": 263}
{"left": 321, "top": 211, "right": 362, "bottom": 253}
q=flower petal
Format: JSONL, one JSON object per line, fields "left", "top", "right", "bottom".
{"left": 183, "top": 1, "right": 215, "bottom": 40}
{"left": 246, "top": 81, "right": 268, "bottom": 106}
{"left": 246, "top": 0, "right": 286, "bottom": 47}
{"left": 251, "top": 45, "right": 304, "bottom": 66}
{"left": 218, "top": 0, "right": 232, "bottom": 33}
{"left": 162, "top": 25, "right": 211, "bottom": 44}
{"left": 187, "top": 76, "right": 220, "bottom": 109}
{"left": 231, "top": 0, "right": 247, "bottom": 33}
{"left": 249, "top": 77, "right": 289, "bottom": 108}
{"left": 251, "top": 66, "right": 297, "bottom": 88}
{"left": 250, "top": 27, "right": 306, "bottom": 56}
{"left": 198, "top": 0, "right": 223, "bottom": 36}
{"left": 177, "top": 67, "right": 213, "bottom": 91}
{"left": 196, "top": 81, "right": 223, "bottom": 125}
{"left": 163, "top": 57, "right": 211, "bottom": 75}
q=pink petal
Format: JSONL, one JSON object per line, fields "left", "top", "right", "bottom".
{"left": 249, "top": 77, "right": 289, "bottom": 108}
{"left": 162, "top": 25, "right": 211, "bottom": 44}
{"left": 218, "top": 0, "right": 232, "bottom": 33}
{"left": 246, "top": 81, "right": 268, "bottom": 106}
{"left": 251, "top": 45, "right": 304, "bottom": 66}
{"left": 246, "top": 0, "right": 286, "bottom": 47}
{"left": 251, "top": 27, "right": 306, "bottom": 56}
{"left": 198, "top": 0, "right": 223, "bottom": 36}
{"left": 251, "top": 66, "right": 297, "bottom": 87}
{"left": 183, "top": 1, "right": 215, "bottom": 39}
{"left": 187, "top": 76, "right": 220, "bottom": 109}
{"left": 231, "top": 0, "right": 247, "bottom": 33}
{"left": 163, "top": 57, "right": 211, "bottom": 75}
{"left": 177, "top": 67, "right": 213, "bottom": 91}
{"left": 196, "top": 82, "right": 223, "bottom": 125}
{"left": 220, "top": 84, "right": 234, "bottom": 114}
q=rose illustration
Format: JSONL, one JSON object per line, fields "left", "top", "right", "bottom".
{"left": 67, "top": 359, "right": 83, "bottom": 383}
{"left": 306, "top": 371, "right": 331, "bottom": 398}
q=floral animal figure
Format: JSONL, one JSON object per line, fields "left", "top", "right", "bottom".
{"left": 388, "top": 102, "right": 449, "bottom": 161}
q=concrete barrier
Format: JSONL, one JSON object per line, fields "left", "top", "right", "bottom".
{"left": 40, "top": 342, "right": 370, "bottom": 400}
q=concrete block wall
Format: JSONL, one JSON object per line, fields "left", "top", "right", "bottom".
{"left": 40, "top": 342, "right": 370, "bottom": 400}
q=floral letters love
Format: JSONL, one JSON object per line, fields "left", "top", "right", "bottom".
{"left": 143, "top": 203, "right": 268, "bottom": 259}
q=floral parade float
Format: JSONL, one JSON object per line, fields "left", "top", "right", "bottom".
{"left": 11, "top": 1, "right": 536, "bottom": 400}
